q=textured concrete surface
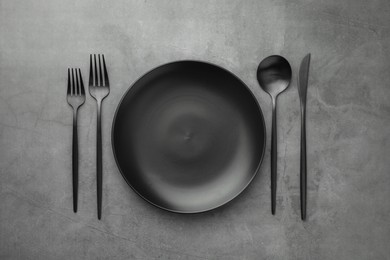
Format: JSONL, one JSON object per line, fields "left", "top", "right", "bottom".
{"left": 1, "top": 0, "right": 390, "bottom": 259}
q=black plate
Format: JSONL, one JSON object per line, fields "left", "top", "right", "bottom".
{"left": 112, "top": 61, "right": 266, "bottom": 213}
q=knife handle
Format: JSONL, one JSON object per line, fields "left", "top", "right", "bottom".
{"left": 300, "top": 105, "right": 307, "bottom": 220}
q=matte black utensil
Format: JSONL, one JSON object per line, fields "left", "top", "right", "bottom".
{"left": 66, "top": 68, "right": 85, "bottom": 213}
{"left": 298, "top": 53, "right": 311, "bottom": 221}
{"left": 89, "top": 54, "right": 110, "bottom": 220}
{"left": 257, "top": 55, "right": 292, "bottom": 215}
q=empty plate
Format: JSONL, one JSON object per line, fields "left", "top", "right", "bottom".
{"left": 112, "top": 60, "right": 266, "bottom": 213}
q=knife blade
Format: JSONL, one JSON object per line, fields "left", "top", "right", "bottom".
{"left": 298, "top": 54, "right": 311, "bottom": 101}
{"left": 298, "top": 53, "right": 311, "bottom": 221}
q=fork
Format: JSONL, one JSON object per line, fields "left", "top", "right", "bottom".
{"left": 66, "top": 68, "right": 85, "bottom": 213}
{"left": 89, "top": 54, "right": 110, "bottom": 220}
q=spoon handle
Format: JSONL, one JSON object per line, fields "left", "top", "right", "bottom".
{"left": 300, "top": 104, "right": 307, "bottom": 220}
{"left": 271, "top": 98, "right": 277, "bottom": 215}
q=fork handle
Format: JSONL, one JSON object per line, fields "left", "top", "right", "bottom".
{"left": 72, "top": 109, "right": 78, "bottom": 213}
{"left": 96, "top": 101, "right": 103, "bottom": 220}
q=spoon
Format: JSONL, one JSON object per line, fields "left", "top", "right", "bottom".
{"left": 257, "top": 55, "right": 292, "bottom": 215}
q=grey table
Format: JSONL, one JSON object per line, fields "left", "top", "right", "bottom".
{"left": 1, "top": 0, "right": 390, "bottom": 259}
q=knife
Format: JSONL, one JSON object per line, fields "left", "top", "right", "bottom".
{"left": 298, "top": 53, "right": 311, "bottom": 221}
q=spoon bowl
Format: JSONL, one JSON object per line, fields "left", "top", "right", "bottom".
{"left": 257, "top": 55, "right": 292, "bottom": 98}
{"left": 256, "top": 55, "right": 291, "bottom": 215}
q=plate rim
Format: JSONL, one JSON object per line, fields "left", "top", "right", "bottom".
{"left": 111, "top": 59, "right": 267, "bottom": 214}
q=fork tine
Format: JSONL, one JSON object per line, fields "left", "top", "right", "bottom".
{"left": 102, "top": 54, "right": 109, "bottom": 86}
{"left": 79, "top": 69, "right": 85, "bottom": 95}
{"left": 75, "top": 68, "right": 80, "bottom": 95}
{"left": 67, "top": 68, "right": 71, "bottom": 95}
{"left": 71, "top": 68, "right": 76, "bottom": 96}
{"left": 98, "top": 54, "right": 103, "bottom": 86}
{"left": 94, "top": 54, "right": 98, "bottom": 86}
{"left": 89, "top": 54, "right": 93, "bottom": 86}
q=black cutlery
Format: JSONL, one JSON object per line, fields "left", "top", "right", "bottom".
{"left": 257, "top": 55, "right": 292, "bottom": 215}
{"left": 298, "top": 53, "right": 311, "bottom": 221}
{"left": 66, "top": 68, "right": 85, "bottom": 213}
{"left": 89, "top": 54, "right": 110, "bottom": 220}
